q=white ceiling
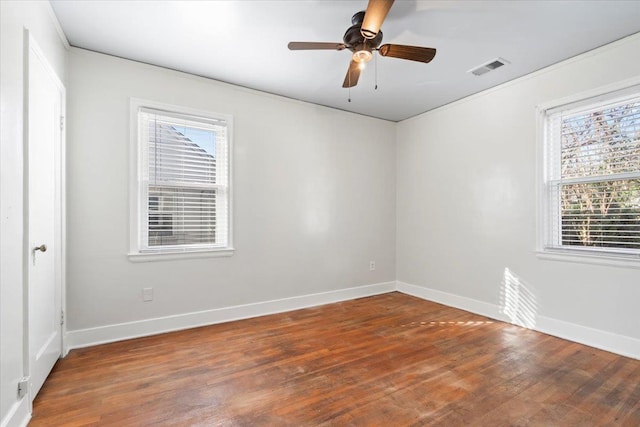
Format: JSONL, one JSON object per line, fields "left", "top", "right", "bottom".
{"left": 50, "top": 0, "right": 640, "bottom": 122}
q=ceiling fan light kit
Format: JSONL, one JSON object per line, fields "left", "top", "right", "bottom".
{"left": 287, "top": 0, "right": 436, "bottom": 89}
{"left": 353, "top": 48, "right": 373, "bottom": 64}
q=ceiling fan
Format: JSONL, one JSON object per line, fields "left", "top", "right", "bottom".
{"left": 288, "top": 0, "right": 436, "bottom": 88}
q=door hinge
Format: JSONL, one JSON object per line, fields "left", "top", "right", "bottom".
{"left": 60, "top": 310, "right": 65, "bottom": 326}
{"left": 17, "top": 378, "right": 29, "bottom": 398}
{"left": 60, "top": 116, "right": 64, "bottom": 131}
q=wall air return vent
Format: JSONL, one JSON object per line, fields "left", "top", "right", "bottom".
{"left": 469, "top": 58, "right": 509, "bottom": 76}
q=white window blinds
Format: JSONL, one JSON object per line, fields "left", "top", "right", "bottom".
{"left": 138, "top": 107, "right": 230, "bottom": 252}
{"left": 543, "top": 90, "right": 640, "bottom": 256}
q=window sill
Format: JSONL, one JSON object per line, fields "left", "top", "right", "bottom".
{"left": 536, "top": 250, "right": 640, "bottom": 269}
{"left": 128, "top": 248, "right": 235, "bottom": 262}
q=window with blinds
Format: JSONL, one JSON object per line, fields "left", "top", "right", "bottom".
{"left": 542, "top": 87, "right": 640, "bottom": 257}
{"left": 134, "top": 105, "right": 231, "bottom": 254}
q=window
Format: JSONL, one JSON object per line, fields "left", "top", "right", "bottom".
{"left": 130, "top": 100, "right": 233, "bottom": 259}
{"left": 540, "top": 86, "right": 640, "bottom": 260}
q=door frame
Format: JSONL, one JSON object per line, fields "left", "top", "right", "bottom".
{"left": 22, "top": 29, "right": 67, "bottom": 407}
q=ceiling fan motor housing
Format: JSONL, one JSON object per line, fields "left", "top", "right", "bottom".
{"left": 343, "top": 11, "right": 383, "bottom": 52}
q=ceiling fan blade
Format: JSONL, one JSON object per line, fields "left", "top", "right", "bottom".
{"left": 361, "top": 0, "right": 395, "bottom": 39}
{"left": 378, "top": 44, "right": 437, "bottom": 63}
{"left": 342, "top": 60, "right": 361, "bottom": 88}
{"left": 288, "top": 42, "right": 346, "bottom": 51}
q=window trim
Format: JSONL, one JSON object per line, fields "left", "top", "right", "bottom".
{"left": 128, "top": 98, "right": 234, "bottom": 261}
{"left": 535, "top": 76, "right": 640, "bottom": 267}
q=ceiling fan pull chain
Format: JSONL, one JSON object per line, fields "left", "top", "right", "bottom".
{"left": 348, "top": 70, "right": 352, "bottom": 102}
{"left": 375, "top": 53, "right": 378, "bottom": 90}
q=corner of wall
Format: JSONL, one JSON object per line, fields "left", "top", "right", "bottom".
{"left": 396, "top": 281, "right": 640, "bottom": 360}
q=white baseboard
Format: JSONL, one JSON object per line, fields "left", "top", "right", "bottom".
{"left": 533, "top": 316, "right": 640, "bottom": 361}
{"left": 65, "top": 281, "right": 395, "bottom": 352}
{"left": 396, "top": 281, "right": 640, "bottom": 360}
{"left": 64, "top": 280, "right": 639, "bottom": 360}
{"left": 0, "top": 398, "right": 30, "bottom": 427}
{"left": 396, "top": 281, "right": 509, "bottom": 322}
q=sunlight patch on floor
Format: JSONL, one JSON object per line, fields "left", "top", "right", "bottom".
{"left": 401, "top": 320, "right": 494, "bottom": 328}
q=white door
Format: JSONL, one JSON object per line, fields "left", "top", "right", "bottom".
{"left": 25, "top": 32, "right": 64, "bottom": 402}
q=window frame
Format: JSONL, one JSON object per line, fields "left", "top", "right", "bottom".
{"left": 128, "top": 98, "right": 234, "bottom": 262}
{"left": 536, "top": 77, "right": 640, "bottom": 268}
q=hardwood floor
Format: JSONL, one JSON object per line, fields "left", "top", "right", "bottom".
{"left": 31, "top": 292, "right": 640, "bottom": 426}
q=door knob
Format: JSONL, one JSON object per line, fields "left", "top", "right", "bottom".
{"left": 34, "top": 244, "right": 47, "bottom": 252}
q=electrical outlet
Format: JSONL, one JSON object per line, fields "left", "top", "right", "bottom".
{"left": 142, "top": 287, "right": 153, "bottom": 302}
{"left": 369, "top": 261, "right": 376, "bottom": 271}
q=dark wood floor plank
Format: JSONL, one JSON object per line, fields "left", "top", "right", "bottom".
{"left": 30, "top": 292, "right": 639, "bottom": 426}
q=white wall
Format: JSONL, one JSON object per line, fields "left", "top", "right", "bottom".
{"left": 396, "top": 34, "right": 640, "bottom": 354}
{"left": 0, "top": 2, "right": 68, "bottom": 426}
{"left": 65, "top": 48, "right": 396, "bottom": 335}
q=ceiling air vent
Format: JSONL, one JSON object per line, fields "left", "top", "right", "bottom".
{"left": 469, "top": 58, "right": 509, "bottom": 76}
